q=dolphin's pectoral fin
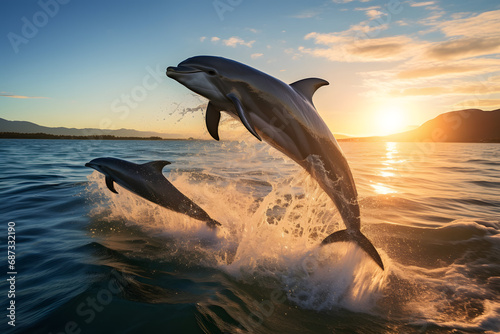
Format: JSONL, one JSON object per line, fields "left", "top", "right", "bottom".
{"left": 142, "top": 160, "right": 171, "bottom": 173}
{"left": 321, "top": 229, "right": 384, "bottom": 270}
{"left": 105, "top": 176, "right": 118, "bottom": 194}
{"left": 206, "top": 102, "right": 221, "bottom": 141}
{"left": 227, "top": 93, "right": 262, "bottom": 141}
{"left": 290, "top": 78, "right": 329, "bottom": 105}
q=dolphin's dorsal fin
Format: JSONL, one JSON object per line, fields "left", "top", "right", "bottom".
{"left": 105, "top": 176, "right": 118, "bottom": 194}
{"left": 290, "top": 78, "right": 329, "bottom": 105}
{"left": 206, "top": 102, "right": 221, "bottom": 141}
{"left": 142, "top": 160, "right": 171, "bottom": 172}
{"left": 227, "top": 93, "right": 262, "bottom": 141}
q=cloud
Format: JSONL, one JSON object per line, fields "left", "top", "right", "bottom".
{"left": 251, "top": 53, "right": 263, "bottom": 59}
{"left": 410, "top": 1, "right": 435, "bottom": 7}
{"left": 413, "top": 1, "right": 445, "bottom": 27}
{"left": 454, "top": 99, "right": 500, "bottom": 108}
{"left": 349, "top": 38, "right": 407, "bottom": 58}
{"left": 396, "top": 62, "right": 495, "bottom": 80}
{"left": 349, "top": 21, "right": 390, "bottom": 35}
{"left": 301, "top": 5, "right": 500, "bottom": 106}
{"left": 373, "top": 57, "right": 500, "bottom": 82}
{"left": 200, "top": 36, "right": 206, "bottom": 42}
{"left": 284, "top": 48, "right": 302, "bottom": 60}
{"left": 390, "top": 86, "right": 449, "bottom": 96}
{"left": 417, "top": 10, "right": 446, "bottom": 26}
{"left": 366, "top": 9, "right": 384, "bottom": 19}
{"left": 450, "top": 12, "right": 470, "bottom": 20}
{"left": 211, "top": 36, "right": 221, "bottom": 42}
{"left": 414, "top": 10, "right": 500, "bottom": 61}
{"left": 354, "top": 6, "right": 385, "bottom": 19}
{"left": 344, "top": 9, "right": 500, "bottom": 106}
{"left": 363, "top": 58, "right": 500, "bottom": 104}
{"left": 332, "top": 0, "right": 372, "bottom": 3}
{"left": 0, "top": 94, "right": 48, "bottom": 99}
{"left": 300, "top": 6, "right": 400, "bottom": 57}
{"left": 453, "top": 82, "right": 500, "bottom": 95}
{"left": 354, "top": 5, "right": 379, "bottom": 10}
{"left": 301, "top": 34, "right": 414, "bottom": 62}
{"left": 292, "top": 9, "right": 322, "bottom": 19}
{"left": 360, "top": 56, "right": 500, "bottom": 102}
{"left": 304, "top": 32, "right": 344, "bottom": 45}
{"left": 424, "top": 37, "right": 500, "bottom": 60}
{"left": 438, "top": 10, "right": 500, "bottom": 38}
{"left": 302, "top": 13, "right": 393, "bottom": 49}
{"left": 222, "top": 36, "right": 255, "bottom": 48}
{"left": 390, "top": 82, "right": 500, "bottom": 97}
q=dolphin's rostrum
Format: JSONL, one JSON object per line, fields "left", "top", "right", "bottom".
{"left": 167, "top": 56, "right": 384, "bottom": 270}
{"left": 85, "top": 157, "right": 221, "bottom": 229}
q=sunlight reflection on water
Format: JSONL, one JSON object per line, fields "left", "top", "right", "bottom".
{"left": 371, "top": 142, "right": 402, "bottom": 194}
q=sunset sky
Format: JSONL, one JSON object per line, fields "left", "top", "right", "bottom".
{"left": 1, "top": 0, "right": 499, "bottom": 138}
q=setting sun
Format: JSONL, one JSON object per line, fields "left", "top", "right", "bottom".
{"left": 376, "top": 106, "right": 407, "bottom": 136}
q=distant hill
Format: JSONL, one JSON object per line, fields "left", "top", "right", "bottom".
{"left": 0, "top": 118, "right": 180, "bottom": 139}
{"left": 2, "top": 109, "right": 499, "bottom": 143}
{"left": 340, "top": 109, "right": 500, "bottom": 143}
{"left": 333, "top": 133, "right": 351, "bottom": 140}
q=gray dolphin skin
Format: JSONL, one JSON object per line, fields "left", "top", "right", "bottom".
{"left": 85, "top": 157, "right": 221, "bottom": 229}
{"left": 166, "top": 56, "right": 384, "bottom": 270}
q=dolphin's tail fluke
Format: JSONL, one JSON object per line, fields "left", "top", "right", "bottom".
{"left": 321, "top": 229, "right": 384, "bottom": 270}
{"left": 206, "top": 219, "right": 222, "bottom": 229}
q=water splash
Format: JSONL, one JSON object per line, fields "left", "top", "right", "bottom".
{"left": 83, "top": 141, "right": 500, "bottom": 332}
{"left": 85, "top": 152, "right": 387, "bottom": 314}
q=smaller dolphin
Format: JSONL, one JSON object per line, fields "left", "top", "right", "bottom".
{"left": 85, "top": 157, "right": 221, "bottom": 229}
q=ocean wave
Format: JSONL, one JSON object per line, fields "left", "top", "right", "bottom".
{"left": 3, "top": 140, "right": 499, "bottom": 333}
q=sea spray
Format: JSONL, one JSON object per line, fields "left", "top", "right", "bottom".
{"left": 4, "top": 138, "right": 499, "bottom": 333}
{"left": 85, "top": 148, "right": 388, "bottom": 314}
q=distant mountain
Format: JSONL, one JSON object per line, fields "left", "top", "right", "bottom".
{"left": 0, "top": 118, "right": 181, "bottom": 139}
{"left": 2, "top": 109, "right": 499, "bottom": 143}
{"left": 340, "top": 109, "right": 500, "bottom": 143}
{"left": 333, "top": 133, "right": 351, "bottom": 140}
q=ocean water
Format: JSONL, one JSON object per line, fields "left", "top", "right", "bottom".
{"left": 0, "top": 138, "right": 499, "bottom": 334}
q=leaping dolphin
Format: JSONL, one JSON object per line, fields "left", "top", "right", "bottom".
{"left": 166, "top": 56, "right": 384, "bottom": 270}
{"left": 85, "top": 157, "right": 221, "bottom": 229}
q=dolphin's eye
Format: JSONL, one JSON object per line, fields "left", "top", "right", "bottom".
{"left": 207, "top": 70, "right": 217, "bottom": 76}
